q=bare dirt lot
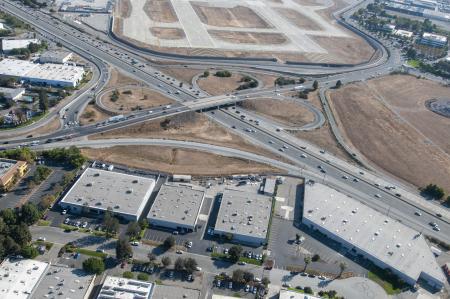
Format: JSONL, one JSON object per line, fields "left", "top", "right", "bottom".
{"left": 275, "top": 8, "right": 322, "bottom": 30}
{"left": 80, "top": 104, "right": 111, "bottom": 125}
{"left": 311, "top": 35, "right": 374, "bottom": 64}
{"left": 81, "top": 146, "right": 282, "bottom": 175}
{"left": 157, "top": 67, "right": 200, "bottom": 84}
{"left": 209, "top": 31, "right": 287, "bottom": 45}
{"left": 118, "top": 0, "right": 131, "bottom": 18}
{"left": 23, "top": 115, "right": 60, "bottom": 136}
{"left": 101, "top": 87, "right": 174, "bottom": 113}
{"left": 197, "top": 72, "right": 244, "bottom": 96}
{"left": 150, "top": 27, "right": 185, "bottom": 40}
{"left": 329, "top": 78, "right": 450, "bottom": 192}
{"left": 90, "top": 112, "right": 286, "bottom": 161}
{"left": 240, "top": 98, "right": 315, "bottom": 126}
{"left": 192, "top": 4, "right": 272, "bottom": 28}
{"left": 365, "top": 75, "right": 450, "bottom": 154}
{"left": 143, "top": 0, "right": 178, "bottom": 23}
{"left": 104, "top": 68, "right": 141, "bottom": 89}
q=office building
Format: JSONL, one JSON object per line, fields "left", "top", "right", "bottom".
{"left": 1, "top": 39, "right": 39, "bottom": 53}
{"left": 418, "top": 32, "right": 448, "bottom": 48}
{"left": 0, "top": 158, "right": 28, "bottom": 191}
{"left": 97, "top": 276, "right": 154, "bottom": 299}
{"left": 0, "top": 87, "right": 25, "bottom": 101}
{"left": 39, "top": 51, "right": 73, "bottom": 64}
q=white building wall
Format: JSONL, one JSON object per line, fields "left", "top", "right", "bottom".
{"left": 214, "top": 229, "right": 266, "bottom": 246}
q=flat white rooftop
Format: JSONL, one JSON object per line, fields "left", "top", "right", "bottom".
{"left": 0, "top": 158, "right": 16, "bottom": 177}
{"left": 279, "top": 290, "right": 321, "bottom": 299}
{"left": 1, "top": 39, "right": 38, "bottom": 51}
{"left": 151, "top": 285, "right": 200, "bottom": 299}
{"left": 60, "top": 168, "right": 155, "bottom": 218}
{"left": 215, "top": 188, "right": 272, "bottom": 240}
{"left": 147, "top": 182, "right": 205, "bottom": 228}
{"left": 32, "top": 264, "right": 95, "bottom": 299}
{"left": 0, "top": 59, "right": 84, "bottom": 85}
{"left": 422, "top": 32, "right": 448, "bottom": 43}
{"left": 97, "top": 276, "right": 153, "bottom": 299}
{"left": 0, "top": 258, "right": 49, "bottom": 299}
{"left": 303, "top": 183, "right": 445, "bottom": 285}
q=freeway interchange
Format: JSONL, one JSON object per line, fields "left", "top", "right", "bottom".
{"left": 0, "top": 0, "right": 449, "bottom": 247}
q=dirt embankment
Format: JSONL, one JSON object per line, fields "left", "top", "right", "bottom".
{"left": 81, "top": 146, "right": 283, "bottom": 176}
{"left": 90, "top": 112, "right": 287, "bottom": 162}
{"left": 240, "top": 98, "right": 315, "bottom": 126}
{"left": 329, "top": 78, "right": 450, "bottom": 192}
{"left": 143, "top": 0, "right": 178, "bottom": 22}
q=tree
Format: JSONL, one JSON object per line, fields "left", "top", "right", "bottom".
{"left": 137, "top": 273, "right": 149, "bottom": 281}
{"left": 304, "top": 286, "right": 313, "bottom": 294}
{"left": 163, "top": 236, "right": 175, "bottom": 249}
{"left": 116, "top": 237, "right": 133, "bottom": 262}
{"left": 228, "top": 245, "right": 243, "bottom": 262}
{"left": 1, "top": 208, "right": 17, "bottom": 225}
{"left": 174, "top": 257, "right": 185, "bottom": 272}
{"left": 83, "top": 257, "right": 105, "bottom": 274}
{"left": 203, "top": 70, "right": 209, "bottom": 77}
{"left": 339, "top": 262, "right": 347, "bottom": 277}
{"left": 161, "top": 256, "right": 171, "bottom": 268}
{"left": 10, "top": 223, "right": 31, "bottom": 247}
{"left": 38, "top": 89, "right": 49, "bottom": 112}
{"left": 312, "top": 254, "right": 320, "bottom": 262}
{"left": 4, "top": 236, "right": 20, "bottom": 254}
{"left": 232, "top": 269, "right": 244, "bottom": 283}
{"left": 262, "top": 277, "right": 270, "bottom": 286}
{"left": 138, "top": 219, "right": 148, "bottom": 230}
{"left": 295, "top": 233, "right": 300, "bottom": 242}
{"left": 123, "top": 271, "right": 134, "bottom": 279}
{"left": 126, "top": 221, "right": 141, "bottom": 240}
{"left": 103, "top": 210, "right": 119, "bottom": 238}
{"left": 243, "top": 271, "right": 254, "bottom": 283}
{"left": 303, "top": 256, "right": 311, "bottom": 271}
{"left": 147, "top": 252, "right": 157, "bottom": 263}
{"left": 20, "top": 203, "right": 40, "bottom": 225}
{"left": 335, "top": 80, "right": 342, "bottom": 89}
{"left": 21, "top": 245, "right": 39, "bottom": 258}
{"left": 422, "top": 184, "right": 445, "bottom": 200}
{"left": 312, "top": 80, "right": 319, "bottom": 90}
{"left": 183, "top": 257, "right": 198, "bottom": 273}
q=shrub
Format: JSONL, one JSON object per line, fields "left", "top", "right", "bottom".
{"left": 137, "top": 273, "right": 149, "bottom": 281}
{"left": 123, "top": 271, "right": 134, "bottom": 279}
{"left": 82, "top": 257, "right": 105, "bottom": 274}
{"left": 215, "top": 70, "right": 232, "bottom": 77}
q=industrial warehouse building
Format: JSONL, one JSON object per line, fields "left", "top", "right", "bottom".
{"left": 147, "top": 183, "right": 206, "bottom": 232}
{"left": 32, "top": 264, "right": 95, "bottom": 299}
{"left": 214, "top": 188, "right": 272, "bottom": 245}
{"left": 0, "top": 58, "right": 85, "bottom": 87}
{"left": 303, "top": 182, "right": 445, "bottom": 290}
{"left": 97, "top": 276, "right": 154, "bottom": 299}
{"left": 0, "top": 158, "right": 28, "bottom": 191}
{"left": 418, "top": 32, "right": 448, "bottom": 48}
{"left": 1, "top": 38, "right": 39, "bottom": 53}
{"left": 59, "top": 168, "right": 156, "bottom": 221}
{"left": 39, "top": 50, "right": 73, "bottom": 64}
{"left": 0, "top": 258, "right": 49, "bottom": 298}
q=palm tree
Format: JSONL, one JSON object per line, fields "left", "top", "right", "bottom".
{"left": 303, "top": 256, "right": 311, "bottom": 272}
{"left": 339, "top": 262, "right": 347, "bottom": 278}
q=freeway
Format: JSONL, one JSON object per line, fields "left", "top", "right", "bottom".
{"left": 1, "top": 0, "right": 449, "bottom": 247}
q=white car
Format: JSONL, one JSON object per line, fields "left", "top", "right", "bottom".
{"left": 300, "top": 154, "right": 307, "bottom": 158}
{"left": 37, "top": 237, "right": 46, "bottom": 241}
{"left": 131, "top": 241, "right": 139, "bottom": 246}
{"left": 374, "top": 194, "right": 381, "bottom": 198}
{"left": 61, "top": 209, "right": 67, "bottom": 215}
{"left": 148, "top": 110, "right": 153, "bottom": 114}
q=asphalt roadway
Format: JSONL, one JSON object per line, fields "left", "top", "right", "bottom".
{"left": 1, "top": 0, "right": 449, "bottom": 247}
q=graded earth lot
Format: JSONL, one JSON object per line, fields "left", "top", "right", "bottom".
{"left": 101, "top": 87, "right": 174, "bottom": 113}
{"left": 90, "top": 112, "right": 286, "bottom": 161}
{"left": 240, "top": 98, "right": 315, "bottom": 126}
{"left": 329, "top": 76, "right": 450, "bottom": 192}
{"left": 144, "top": 0, "right": 178, "bottom": 22}
{"left": 81, "top": 146, "right": 282, "bottom": 175}
{"left": 115, "top": 0, "right": 375, "bottom": 64}
{"left": 197, "top": 73, "right": 245, "bottom": 95}
{"left": 192, "top": 4, "right": 272, "bottom": 28}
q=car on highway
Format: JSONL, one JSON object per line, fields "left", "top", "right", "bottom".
{"left": 374, "top": 194, "right": 381, "bottom": 198}
{"left": 433, "top": 226, "right": 441, "bottom": 231}
{"left": 342, "top": 175, "right": 348, "bottom": 179}
{"left": 414, "top": 211, "right": 422, "bottom": 216}
{"left": 300, "top": 154, "right": 307, "bottom": 158}
{"left": 282, "top": 145, "right": 288, "bottom": 149}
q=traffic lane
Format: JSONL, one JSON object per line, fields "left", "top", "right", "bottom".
{"left": 212, "top": 111, "right": 450, "bottom": 242}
